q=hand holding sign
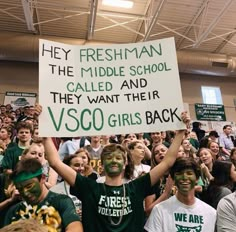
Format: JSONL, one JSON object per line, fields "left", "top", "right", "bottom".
{"left": 39, "top": 37, "right": 185, "bottom": 137}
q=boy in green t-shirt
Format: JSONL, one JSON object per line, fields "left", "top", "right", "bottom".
{"left": 3, "top": 158, "right": 83, "bottom": 232}
{"left": 40, "top": 107, "right": 190, "bottom": 231}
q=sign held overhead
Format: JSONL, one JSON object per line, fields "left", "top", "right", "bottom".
{"left": 39, "top": 37, "right": 185, "bottom": 136}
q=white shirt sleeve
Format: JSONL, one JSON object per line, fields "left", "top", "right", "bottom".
{"left": 144, "top": 204, "right": 163, "bottom": 232}
{"left": 217, "top": 194, "right": 236, "bottom": 232}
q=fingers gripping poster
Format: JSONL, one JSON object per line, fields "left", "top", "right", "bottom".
{"left": 39, "top": 38, "right": 185, "bottom": 136}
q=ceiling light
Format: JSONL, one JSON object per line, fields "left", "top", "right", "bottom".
{"left": 102, "top": 0, "right": 134, "bottom": 9}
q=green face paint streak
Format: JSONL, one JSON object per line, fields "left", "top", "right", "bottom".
{"left": 16, "top": 179, "right": 42, "bottom": 204}
{"left": 174, "top": 169, "right": 196, "bottom": 193}
{"left": 103, "top": 151, "right": 124, "bottom": 177}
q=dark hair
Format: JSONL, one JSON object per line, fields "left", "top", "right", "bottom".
{"left": 170, "top": 157, "right": 201, "bottom": 179}
{"left": 165, "top": 130, "right": 176, "bottom": 144}
{"left": 123, "top": 149, "right": 134, "bottom": 180}
{"left": 125, "top": 133, "right": 137, "bottom": 139}
{"left": 192, "top": 122, "right": 201, "bottom": 128}
{"left": 0, "top": 126, "right": 13, "bottom": 136}
{"left": 203, "top": 161, "right": 234, "bottom": 208}
{"left": 16, "top": 121, "right": 33, "bottom": 134}
{"left": 60, "top": 137, "right": 72, "bottom": 141}
{"left": 209, "top": 131, "right": 219, "bottom": 138}
{"left": 63, "top": 154, "right": 82, "bottom": 166}
{"left": 223, "top": 125, "right": 232, "bottom": 130}
{"left": 211, "top": 161, "right": 233, "bottom": 187}
{"left": 100, "top": 143, "right": 127, "bottom": 165}
{"left": 11, "top": 158, "right": 43, "bottom": 181}
{"left": 127, "top": 140, "right": 142, "bottom": 150}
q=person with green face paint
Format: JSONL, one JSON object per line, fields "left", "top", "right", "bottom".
{"left": 103, "top": 150, "right": 125, "bottom": 177}
{"left": 145, "top": 157, "right": 217, "bottom": 232}
{"left": 3, "top": 158, "right": 83, "bottom": 232}
{"left": 36, "top": 103, "right": 191, "bottom": 232}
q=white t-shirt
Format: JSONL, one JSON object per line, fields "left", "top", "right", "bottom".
{"left": 133, "top": 163, "right": 150, "bottom": 178}
{"left": 145, "top": 195, "right": 216, "bottom": 232}
{"left": 72, "top": 138, "right": 90, "bottom": 148}
{"left": 217, "top": 192, "right": 236, "bottom": 232}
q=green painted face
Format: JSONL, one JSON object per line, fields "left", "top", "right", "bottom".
{"left": 174, "top": 168, "right": 196, "bottom": 194}
{"left": 16, "top": 178, "right": 42, "bottom": 204}
{"left": 103, "top": 151, "right": 125, "bottom": 177}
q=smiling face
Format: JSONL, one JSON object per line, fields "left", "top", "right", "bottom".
{"left": 150, "top": 132, "right": 162, "bottom": 143}
{"left": 182, "top": 139, "right": 191, "bottom": 151}
{"left": 199, "top": 148, "right": 213, "bottom": 165}
{"left": 77, "top": 151, "right": 89, "bottom": 165}
{"left": 209, "top": 142, "right": 219, "bottom": 155}
{"left": 16, "top": 177, "right": 43, "bottom": 205}
{"left": 24, "top": 144, "right": 45, "bottom": 164}
{"left": 103, "top": 151, "right": 125, "bottom": 177}
{"left": 70, "top": 156, "right": 85, "bottom": 174}
{"left": 174, "top": 168, "right": 197, "bottom": 195}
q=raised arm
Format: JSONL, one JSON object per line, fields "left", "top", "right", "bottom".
{"left": 43, "top": 138, "right": 76, "bottom": 186}
{"left": 149, "top": 112, "right": 190, "bottom": 186}
{"left": 34, "top": 103, "right": 77, "bottom": 186}
{"left": 43, "top": 137, "right": 77, "bottom": 186}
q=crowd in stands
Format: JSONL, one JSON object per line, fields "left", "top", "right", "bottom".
{"left": 0, "top": 103, "right": 236, "bottom": 231}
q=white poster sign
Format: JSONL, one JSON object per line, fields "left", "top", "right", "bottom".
{"left": 39, "top": 38, "right": 185, "bottom": 136}
{"left": 4, "top": 92, "right": 37, "bottom": 110}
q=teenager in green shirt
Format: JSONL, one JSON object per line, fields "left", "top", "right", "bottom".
{"left": 4, "top": 158, "right": 83, "bottom": 232}
{"left": 39, "top": 106, "right": 190, "bottom": 231}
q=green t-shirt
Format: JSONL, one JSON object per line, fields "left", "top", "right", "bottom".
{"left": 4, "top": 191, "right": 80, "bottom": 232}
{"left": 1, "top": 146, "right": 24, "bottom": 170}
{"left": 71, "top": 173, "right": 152, "bottom": 232}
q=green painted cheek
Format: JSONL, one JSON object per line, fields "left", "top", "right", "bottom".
{"left": 23, "top": 182, "right": 42, "bottom": 202}
{"left": 189, "top": 176, "right": 196, "bottom": 188}
{"left": 104, "top": 160, "right": 112, "bottom": 173}
{"left": 174, "top": 174, "right": 196, "bottom": 191}
{"left": 104, "top": 161, "right": 123, "bottom": 175}
{"left": 174, "top": 175, "right": 182, "bottom": 182}
{"left": 31, "top": 182, "right": 42, "bottom": 199}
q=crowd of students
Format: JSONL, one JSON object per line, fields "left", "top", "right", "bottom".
{"left": 0, "top": 103, "right": 236, "bottom": 231}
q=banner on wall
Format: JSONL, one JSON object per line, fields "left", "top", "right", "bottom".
{"left": 4, "top": 92, "right": 37, "bottom": 110}
{"left": 195, "top": 103, "right": 226, "bottom": 121}
{"left": 39, "top": 37, "right": 185, "bottom": 137}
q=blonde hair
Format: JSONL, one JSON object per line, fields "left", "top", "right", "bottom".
{"left": 0, "top": 219, "right": 47, "bottom": 232}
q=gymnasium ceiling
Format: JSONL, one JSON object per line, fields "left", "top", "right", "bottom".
{"left": 1, "top": 0, "right": 236, "bottom": 76}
